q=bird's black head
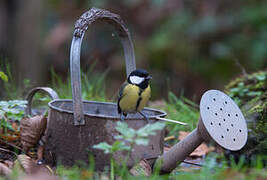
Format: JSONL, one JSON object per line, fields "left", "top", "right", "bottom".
{"left": 127, "top": 69, "right": 152, "bottom": 89}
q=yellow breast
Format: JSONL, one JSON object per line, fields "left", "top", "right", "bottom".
{"left": 137, "top": 85, "right": 151, "bottom": 111}
{"left": 119, "top": 84, "right": 151, "bottom": 113}
{"left": 119, "top": 84, "right": 139, "bottom": 112}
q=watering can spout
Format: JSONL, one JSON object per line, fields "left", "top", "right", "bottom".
{"left": 156, "top": 129, "right": 203, "bottom": 173}
{"left": 155, "top": 90, "right": 248, "bottom": 173}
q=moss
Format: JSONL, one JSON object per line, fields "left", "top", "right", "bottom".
{"left": 225, "top": 70, "right": 267, "bottom": 157}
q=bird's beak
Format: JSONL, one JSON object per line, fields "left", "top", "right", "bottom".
{"left": 146, "top": 75, "right": 152, "bottom": 80}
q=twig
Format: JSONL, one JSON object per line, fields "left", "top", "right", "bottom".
{"left": 164, "top": 136, "right": 176, "bottom": 141}
{"left": 0, "top": 138, "right": 25, "bottom": 153}
{"left": 0, "top": 147, "right": 18, "bottom": 157}
{"left": 144, "top": 156, "right": 159, "bottom": 161}
{"left": 233, "top": 57, "right": 248, "bottom": 77}
{"left": 182, "top": 160, "right": 202, "bottom": 167}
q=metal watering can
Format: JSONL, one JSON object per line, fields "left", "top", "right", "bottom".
{"left": 36, "top": 8, "right": 248, "bottom": 173}
{"left": 43, "top": 8, "right": 167, "bottom": 170}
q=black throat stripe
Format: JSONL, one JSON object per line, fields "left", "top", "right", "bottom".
{"left": 136, "top": 88, "right": 144, "bottom": 111}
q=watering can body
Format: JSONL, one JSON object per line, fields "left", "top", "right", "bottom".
{"left": 45, "top": 100, "right": 165, "bottom": 169}
{"left": 43, "top": 8, "right": 166, "bottom": 170}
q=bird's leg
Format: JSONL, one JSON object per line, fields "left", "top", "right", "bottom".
{"left": 138, "top": 111, "right": 151, "bottom": 123}
{"left": 120, "top": 113, "right": 128, "bottom": 121}
{"left": 120, "top": 113, "right": 125, "bottom": 121}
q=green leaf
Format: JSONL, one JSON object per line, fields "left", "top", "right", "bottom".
{"left": 0, "top": 120, "right": 14, "bottom": 131}
{"left": 93, "top": 142, "right": 112, "bottom": 154}
{"left": 0, "top": 71, "right": 8, "bottom": 82}
{"left": 0, "top": 110, "right": 4, "bottom": 117}
{"left": 111, "top": 141, "right": 130, "bottom": 152}
{"left": 93, "top": 141, "right": 130, "bottom": 154}
{"left": 135, "top": 138, "right": 149, "bottom": 146}
{"left": 247, "top": 91, "right": 262, "bottom": 96}
{"left": 0, "top": 100, "right": 26, "bottom": 122}
{"left": 114, "top": 135, "right": 123, "bottom": 140}
{"left": 255, "top": 73, "right": 266, "bottom": 81}
{"left": 0, "top": 101, "right": 9, "bottom": 107}
{"left": 238, "top": 82, "right": 245, "bottom": 87}
{"left": 230, "top": 87, "right": 240, "bottom": 93}
{"left": 39, "top": 97, "right": 50, "bottom": 102}
{"left": 115, "top": 121, "right": 136, "bottom": 139}
{"left": 115, "top": 121, "right": 129, "bottom": 133}
{"left": 137, "top": 122, "right": 165, "bottom": 137}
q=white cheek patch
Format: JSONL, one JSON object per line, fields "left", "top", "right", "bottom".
{"left": 130, "top": 76, "right": 145, "bottom": 84}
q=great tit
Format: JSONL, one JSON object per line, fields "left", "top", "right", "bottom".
{"left": 117, "top": 69, "right": 152, "bottom": 122}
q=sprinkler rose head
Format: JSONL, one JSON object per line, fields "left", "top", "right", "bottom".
{"left": 198, "top": 90, "right": 248, "bottom": 151}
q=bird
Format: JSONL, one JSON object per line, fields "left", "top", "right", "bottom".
{"left": 117, "top": 69, "right": 152, "bottom": 122}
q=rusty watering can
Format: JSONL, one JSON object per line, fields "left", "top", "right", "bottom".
{"left": 43, "top": 8, "right": 169, "bottom": 170}
{"left": 155, "top": 90, "right": 248, "bottom": 173}
{"left": 25, "top": 87, "right": 59, "bottom": 117}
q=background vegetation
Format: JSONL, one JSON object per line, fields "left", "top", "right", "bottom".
{"left": 0, "top": 0, "right": 266, "bottom": 179}
{"left": 0, "top": 0, "right": 266, "bottom": 101}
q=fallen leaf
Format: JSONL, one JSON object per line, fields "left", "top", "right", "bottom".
{"left": 191, "top": 143, "right": 215, "bottom": 157}
{"left": 177, "top": 131, "right": 189, "bottom": 141}
{"left": 130, "top": 159, "right": 152, "bottom": 176}
{"left": 4, "top": 160, "right": 14, "bottom": 168}
{"left": 12, "top": 122, "right": 19, "bottom": 131}
{"left": 37, "top": 146, "right": 44, "bottom": 160}
{"left": 164, "top": 146, "right": 171, "bottom": 153}
{"left": 0, "top": 134, "right": 20, "bottom": 141}
{"left": 17, "top": 172, "right": 60, "bottom": 180}
{"left": 81, "top": 170, "right": 93, "bottom": 179}
{"left": 20, "top": 115, "right": 47, "bottom": 152}
{"left": 16, "top": 154, "right": 37, "bottom": 174}
{"left": 16, "top": 154, "right": 53, "bottom": 175}
{"left": 0, "top": 162, "right": 11, "bottom": 176}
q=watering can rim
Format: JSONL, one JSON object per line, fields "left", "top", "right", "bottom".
{"left": 48, "top": 99, "right": 167, "bottom": 120}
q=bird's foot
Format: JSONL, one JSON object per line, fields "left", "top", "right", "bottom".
{"left": 120, "top": 114, "right": 125, "bottom": 121}
{"left": 120, "top": 113, "right": 128, "bottom": 121}
{"left": 138, "top": 111, "right": 151, "bottom": 123}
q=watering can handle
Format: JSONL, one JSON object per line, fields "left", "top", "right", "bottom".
{"left": 70, "top": 8, "right": 136, "bottom": 125}
{"left": 25, "top": 87, "right": 59, "bottom": 116}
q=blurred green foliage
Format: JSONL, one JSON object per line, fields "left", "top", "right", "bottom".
{"left": 93, "top": 121, "right": 165, "bottom": 179}
{"left": 4, "top": 152, "right": 267, "bottom": 179}
{"left": 50, "top": 63, "right": 107, "bottom": 101}
{"left": 164, "top": 92, "right": 199, "bottom": 137}
{"left": 1, "top": 0, "right": 267, "bottom": 99}
{"left": 0, "top": 59, "right": 32, "bottom": 100}
{"left": 83, "top": 0, "right": 267, "bottom": 97}
{"left": 0, "top": 100, "right": 27, "bottom": 131}
{"left": 225, "top": 70, "right": 267, "bottom": 159}
{"left": 0, "top": 71, "right": 8, "bottom": 82}
{"left": 1, "top": 1, "right": 267, "bottom": 176}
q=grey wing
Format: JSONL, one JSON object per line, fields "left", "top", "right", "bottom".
{"left": 117, "top": 82, "right": 128, "bottom": 114}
